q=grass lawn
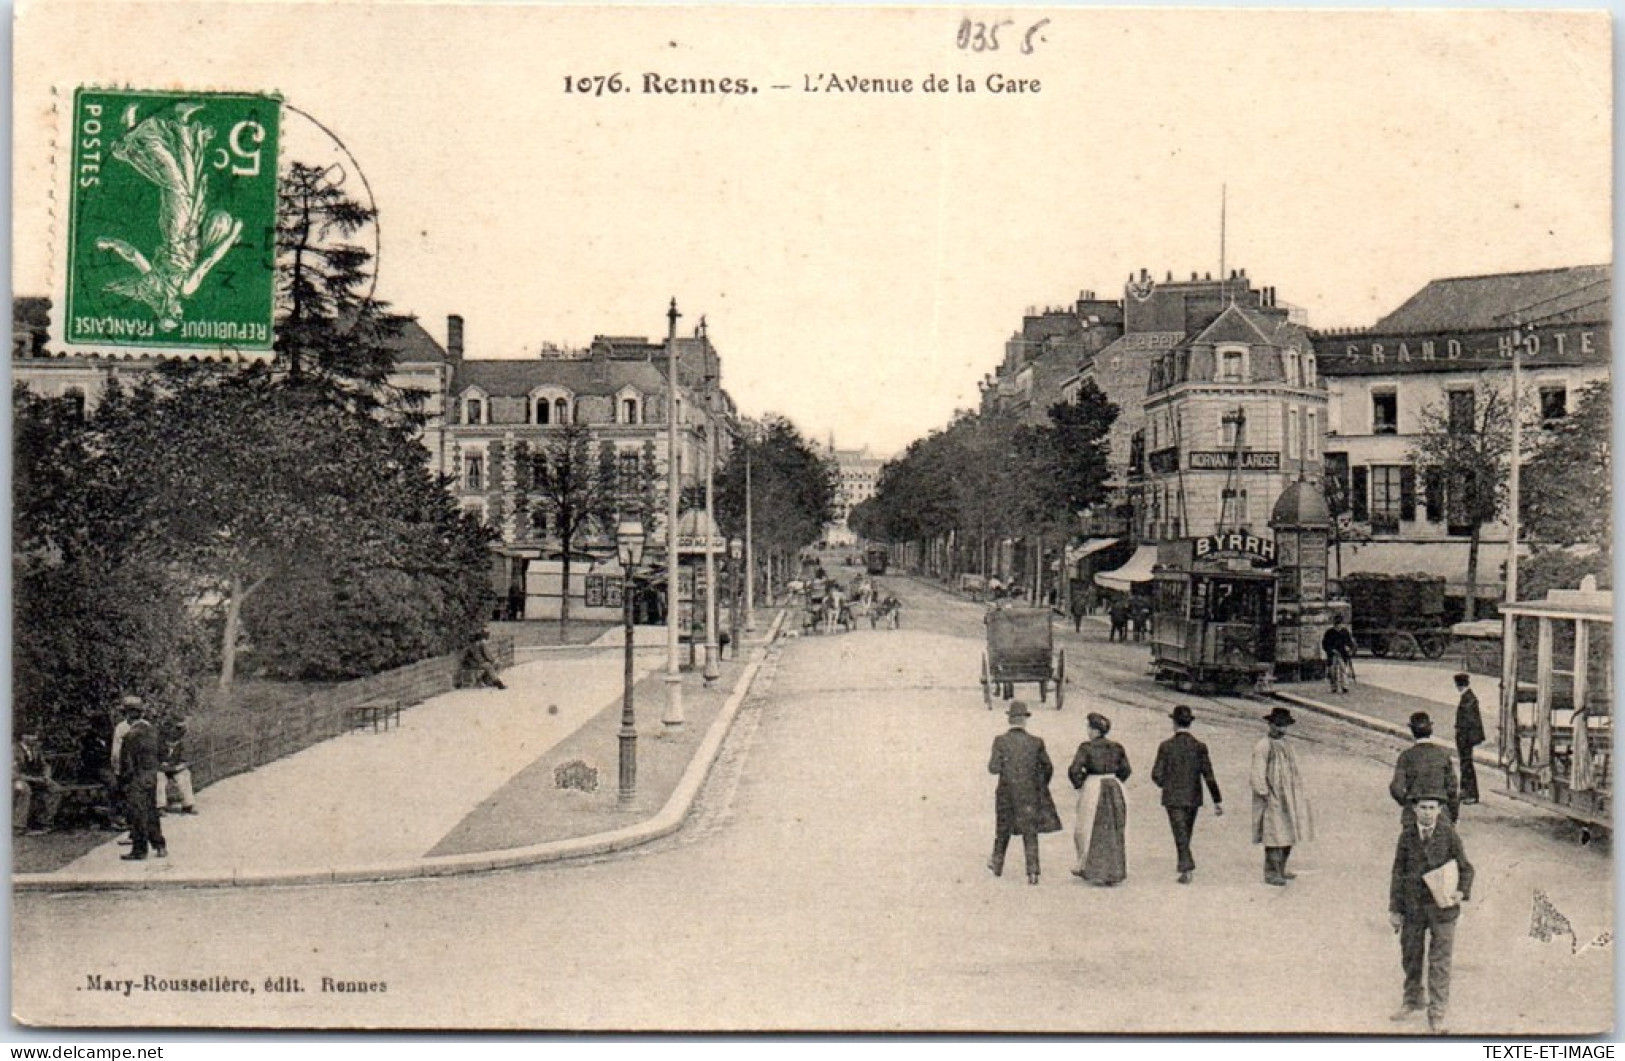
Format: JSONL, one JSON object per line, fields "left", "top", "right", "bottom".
{"left": 427, "top": 656, "right": 744, "bottom": 856}
{"left": 491, "top": 619, "right": 619, "bottom": 648}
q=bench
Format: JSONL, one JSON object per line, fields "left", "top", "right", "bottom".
{"left": 348, "top": 699, "right": 402, "bottom": 733}
{"left": 56, "top": 782, "right": 116, "bottom": 828}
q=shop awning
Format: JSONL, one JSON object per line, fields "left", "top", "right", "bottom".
{"left": 1094, "top": 545, "right": 1159, "bottom": 593}
{"left": 1066, "top": 538, "right": 1119, "bottom": 565}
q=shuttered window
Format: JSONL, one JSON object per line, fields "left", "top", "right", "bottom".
{"left": 1424, "top": 468, "right": 1445, "bottom": 523}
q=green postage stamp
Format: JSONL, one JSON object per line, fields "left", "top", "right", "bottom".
{"left": 64, "top": 88, "right": 280, "bottom": 353}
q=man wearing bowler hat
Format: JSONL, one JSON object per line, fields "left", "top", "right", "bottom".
{"left": 1390, "top": 711, "right": 1460, "bottom": 825}
{"left": 987, "top": 701, "right": 1062, "bottom": 885}
{"left": 1389, "top": 790, "right": 1474, "bottom": 1034}
{"left": 1152, "top": 705, "right": 1224, "bottom": 884}
{"left": 1251, "top": 706, "right": 1315, "bottom": 885}
{"left": 117, "top": 698, "right": 166, "bottom": 861}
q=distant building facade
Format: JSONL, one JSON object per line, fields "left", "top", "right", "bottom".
{"left": 1312, "top": 264, "right": 1610, "bottom": 599}
{"left": 822, "top": 441, "right": 885, "bottom": 547}
{"left": 979, "top": 293, "right": 1123, "bottom": 425}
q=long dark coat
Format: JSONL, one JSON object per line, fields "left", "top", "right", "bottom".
{"left": 1152, "top": 731, "right": 1222, "bottom": 808}
{"left": 118, "top": 718, "right": 160, "bottom": 794}
{"left": 989, "top": 729, "right": 1063, "bottom": 834}
{"left": 1455, "top": 688, "right": 1486, "bottom": 748}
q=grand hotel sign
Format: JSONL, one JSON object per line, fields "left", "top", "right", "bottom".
{"left": 1313, "top": 324, "right": 1609, "bottom": 375}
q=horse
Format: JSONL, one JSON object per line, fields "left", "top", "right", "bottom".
{"left": 871, "top": 596, "right": 901, "bottom": 629}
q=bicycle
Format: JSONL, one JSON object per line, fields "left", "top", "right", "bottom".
{"left": 1327, "top": 652, "right": 1354, "bottom": 694}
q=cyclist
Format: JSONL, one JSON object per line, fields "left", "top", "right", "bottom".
{"left": 1322, "top": 614, "right": 1356, "bottom": 694}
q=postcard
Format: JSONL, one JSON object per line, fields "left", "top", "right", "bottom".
{"left": 10, "top": 2, "right": 1612, "bottom": 1036}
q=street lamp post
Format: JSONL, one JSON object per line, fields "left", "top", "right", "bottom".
{"left": 744, "top": 427, "right": 756, "bottom": 632}
{"left": 703, "top": 417, "right": 721, "bottom": 685}
{"left": 616, "top": 518, "right": 646, "bottom": 804}
{"left": 663, "top": 299, "right": 684, "bottom": 729}
{"left": 728, "top": 538, "right": 742, "bottom": 659}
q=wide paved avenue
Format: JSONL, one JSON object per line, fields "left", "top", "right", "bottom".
{"left": 13, "top": 577, "right": 1612, "bottom": 1033}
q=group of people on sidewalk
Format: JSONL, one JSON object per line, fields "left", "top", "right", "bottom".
{"left": 986, "top": 701, "right": 1311, "bottom": 889}
{"left": 13, "top": 695, "right": 195, "bottom": 846}
{"left": 987, "top": 680, "right": 1481, "bottom": 1035}
{"left": 1321, "top": 618, "right": 1489, "bottom": 804}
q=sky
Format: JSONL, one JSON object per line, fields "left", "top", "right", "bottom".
{"left": 12, "top": 3, "right": 1612, "bottom": 457}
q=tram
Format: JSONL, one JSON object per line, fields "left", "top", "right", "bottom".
{"left": 1150, "top": 533, "right": 1278, "bottom": 691}
{"left": 864, "top": 544, "right": 889, "bottom": 575}
{"left": 1499, "top": 576, "right": 1612, "bottom": 835}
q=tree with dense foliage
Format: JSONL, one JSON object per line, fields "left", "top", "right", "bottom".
{"left": 512, "top": 422, "right": 623, "bottom": 641}
{"left": 14, "top": 158, "right": 497, "bottom": 733}
{"left": 274, "top": 162, "right": 418, "bottom": 414}
{"left": 1522, "top": 380, "right": 1611, "bottom": 554}
{"left": 1408, "top": 381, "right": 1515, "bottom": 620}
{"left": 716, "top": 415, "right": 839, "bottom": 592}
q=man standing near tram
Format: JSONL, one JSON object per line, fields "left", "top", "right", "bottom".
{"left": 1322, "top": 614, "right": 1356, "bottom": 694}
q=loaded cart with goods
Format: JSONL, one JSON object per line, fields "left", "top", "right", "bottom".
{"left": 1340, "top": 572, "right": 1451, "bottom": 660}
{"left": 980, "top": 606, "right": 1065, "bottom": 709}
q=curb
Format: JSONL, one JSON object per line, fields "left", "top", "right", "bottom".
{"left": 15, "top": 609, "right": 788, "bottom": 894}
{"left": 1271, "top": 689, "right": 1502, "bottom": 770}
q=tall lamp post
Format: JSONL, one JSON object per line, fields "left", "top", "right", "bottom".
{"left": 663, "top": 299, "right": 684, "bottom": 729}
{"left": 744, "top": 425, "right": 756, "bottom": 632}
{"left": 703, "top": 421, "right": 721, "bottom": 685}
{"left": 616, "top": 518, "right": 645, "bottom": 804}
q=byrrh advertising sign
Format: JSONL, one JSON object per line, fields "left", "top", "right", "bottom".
{"left": 1193, "top": 533, "right": 1277, "bottom": 565}
{"left": 1314, "top": 325, "right": 1609, "bottom": 375}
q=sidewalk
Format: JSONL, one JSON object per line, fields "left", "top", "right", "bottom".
{"left": 14, "top": 615, "right": 783, "bottom": 892}
{"left": 1273, "top": 659, "right": 1502, "bottom": 771}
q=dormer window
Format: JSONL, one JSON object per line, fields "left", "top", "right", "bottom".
{"left": 1283, "top": 350, "right": 1300, "bottom": 386}
{"left": 622, "top": 397, "right": 640, "bottom": 424}
{"left": 535, "top": 398, "right": 552, "bottom": 425}
{"left": 1217, "top": 345, "right": 1248, "bottom": 383}
{"left": 554, "top": 398, "right": 570, "bottom": 424}
{"left": 464, "top": 396, "right": 485, "bottom": 425}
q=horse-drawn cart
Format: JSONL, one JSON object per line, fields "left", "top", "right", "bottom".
{"left": 980, "top": 607, "right": 1065, "bottom": 709}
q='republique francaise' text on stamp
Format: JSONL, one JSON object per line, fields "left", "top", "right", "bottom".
{"left": 64, "top": 88, "right": 280, "bottom": 354}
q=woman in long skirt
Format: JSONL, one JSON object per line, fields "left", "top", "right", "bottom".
{"left": 1069, "top": 712, "right": 1132, "bottom": 885}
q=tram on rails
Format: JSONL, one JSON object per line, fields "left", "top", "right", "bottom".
{"left": 864, "top": 544, "right": 889, "bottom": 575}
{"left": 1499, "top": 576, "right": 1613, "bottom": 836}
{"left": 1150, "top": 533, "right": 1278, "bottom": 691}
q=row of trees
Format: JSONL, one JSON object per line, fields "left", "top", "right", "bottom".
{"left": 849, "top": 382, "right": 1119, "bottom": 593}
{"left": 715, "top": 415, "right": 840, "bottom": 595}
{"left": 14, "top": 163, "right": 496, "bottom": 748}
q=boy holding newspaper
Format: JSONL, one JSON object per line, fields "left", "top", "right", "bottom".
{"left": 1388, "top": 790, "right": 1475, "bottom": 1035}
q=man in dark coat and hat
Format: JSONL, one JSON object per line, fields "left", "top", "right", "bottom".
{"left": 987, "top": 701, "right": 1062, "bottom": 885}
{"left": 1453, "top": 673, "right": 1486, "bottom": 804}
{"left": 117, "top": 699, "right": 166, "bottom": 860}
{"left": 1152, "top": 704, "right": 1224, "bottom": 884}
{"left": 1389, "top": 790, "right": 1474, "bottom": 1034}
{"left": 1390, "top": 711, "right": 1459, "bottom": 825}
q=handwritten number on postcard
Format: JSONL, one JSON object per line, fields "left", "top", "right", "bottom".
{"left": 957, "top": 17, "right": 1049, "bottom": 55}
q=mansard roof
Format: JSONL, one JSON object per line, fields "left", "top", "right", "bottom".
{"left": 1374, "top": 264, "right": 1610, "bottom": 333}
{"left": 1188, "top": 303, "right": 1278, "bottom": 347}
{"left": 451, "top": 358, "right": 666, "bottom": 398}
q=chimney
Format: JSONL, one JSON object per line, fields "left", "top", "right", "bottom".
{"left": 446, "top": 314, "right": 464, "bottom": 361}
